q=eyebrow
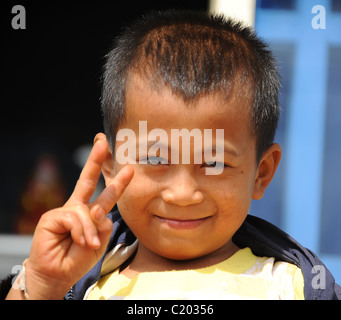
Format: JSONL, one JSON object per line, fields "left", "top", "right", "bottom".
{"left": 142, "top": 140, "right": 238, "bottom": 157}
{"left": 135, "top": 140, "right": 170, "bottom": 157}
{"left": 209, "top": 143, "right": 239, "bottom": 157}
{"left": 146, "top": 140, "right": 168, "bottom": 148}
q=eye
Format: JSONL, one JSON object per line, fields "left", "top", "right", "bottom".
{"left": 140, "top": 156, "right": 168, "bottom": 165}
{"left": 202, "top": 161, "right": 229, "bottom": 169}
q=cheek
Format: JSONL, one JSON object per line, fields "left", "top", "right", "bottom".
{"left": 210, "top": 191, "right": 249, "bottom": 247}
{"left": 212, "top": 177, "right": 254, "bottom": 221}
{"left": 116, "top": 169, "right": 158, "bottom": 222}
{"left": 117, "top": 182, "right": 142, "bottom": 220}
{"left": 216, "top": 192, "right": 249, "bottom": 224}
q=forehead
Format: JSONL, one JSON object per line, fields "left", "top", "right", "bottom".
{"left": 124, "top": 73, "right": 251, "bottom": 130}
{"left": 120, "top": 74, "right": 256, "bottom": 160}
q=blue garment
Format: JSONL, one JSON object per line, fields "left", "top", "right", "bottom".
{"left": 66, "top": 210, "right": 341, "bottom": 300}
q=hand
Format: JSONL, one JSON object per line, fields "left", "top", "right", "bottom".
{"left": 17, "top": 139, "right": 133, "bottom": 300}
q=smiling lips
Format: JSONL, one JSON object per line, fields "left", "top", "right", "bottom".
{"left": 155, "top": 215, "right": 211, "bottom": 229}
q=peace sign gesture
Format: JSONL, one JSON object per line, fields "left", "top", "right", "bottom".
{"left": 7, "top": 138, "right": 134, "bottom": 300}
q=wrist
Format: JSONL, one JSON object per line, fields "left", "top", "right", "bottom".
{"left": 24, "top": 260, "right": 71, "bottom": 300}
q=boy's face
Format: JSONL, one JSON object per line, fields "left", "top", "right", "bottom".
{"left": 110, "top": 74, "right": 273, "bottom": 261}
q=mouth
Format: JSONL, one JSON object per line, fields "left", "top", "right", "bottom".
{"left": 154, "top": 215, "right": 211, "bottom": 230}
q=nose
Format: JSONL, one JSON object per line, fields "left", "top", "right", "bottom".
{"left": 161, "top": 167, "right": 204, "bottom": 206}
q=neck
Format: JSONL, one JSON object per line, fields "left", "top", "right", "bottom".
{"left": 120, "top": 240, "right": 239, "bottom": 278}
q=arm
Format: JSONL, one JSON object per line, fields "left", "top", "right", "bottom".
{"left": 0, "top": 275, "right": 16, "bottom": 300}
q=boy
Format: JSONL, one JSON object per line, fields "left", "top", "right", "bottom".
{"left": 3, "top": 10, "right": 341, "bottom": 300}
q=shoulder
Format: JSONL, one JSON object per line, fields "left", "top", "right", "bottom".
{"left": 241, "top": 249, "right": 305, "bottom": 300}
{"left": 234, "top": 215, "right": 340, "bottom": 299}
{"left": 271, "top": 261, "right": 305, "bottom": 299}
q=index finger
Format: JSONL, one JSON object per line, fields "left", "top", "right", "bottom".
{"left": 92, "top": 165, "right": 134, "bottom": 216}
{"left": 69, "top": 140, "right": 108, "bottom": 204}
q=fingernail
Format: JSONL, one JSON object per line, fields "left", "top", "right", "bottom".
{"left": 92, "top": 236, "right": 100, "bottom": 247}
{"left": 80, "top": 235, "right": 85, "bottom": 246}
{"left": 92, "top": 204, "right": 105, "bottom": 221}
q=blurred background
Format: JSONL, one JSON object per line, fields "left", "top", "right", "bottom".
{"left": 1, "top": 0, "right": 340, "bottom": 286}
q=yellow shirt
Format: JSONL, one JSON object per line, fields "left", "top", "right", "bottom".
{"left": 87, "top": 247, "right": 304, "bottom": 300}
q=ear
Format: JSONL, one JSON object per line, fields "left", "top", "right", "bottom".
{"left": 252, "top": 143, "right": 281, "bottom": 200}
{"left": 94, "top": 133, "right": 115, "bottom": 186}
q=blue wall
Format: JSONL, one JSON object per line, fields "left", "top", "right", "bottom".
{"left": 251, "top": 0, "right": 341, "bottom": 285}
